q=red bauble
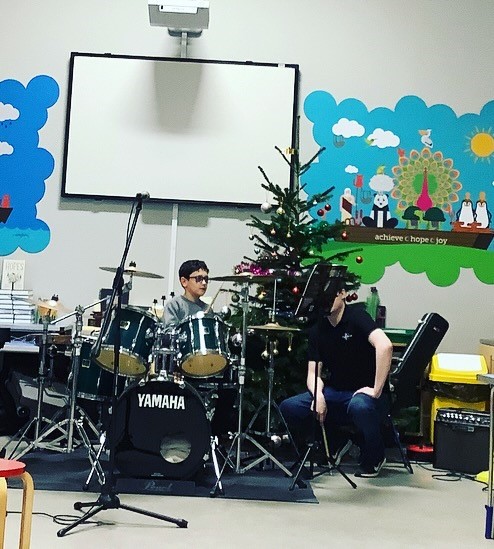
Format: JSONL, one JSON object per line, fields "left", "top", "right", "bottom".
{"left": 292, "top": 286, "right": 300, "bottom": 294}
{"left": 351, "top": 292, "right": 358, "bottom": 301}
{"left": 324, "top": 204, "right": 331, "bottom": 211}
{"left": 356, "top": 256, "right": 363, "bottom": 264}
{"left": 316, "top": 208, "right": 325, "bottom": 217}
{"left": 341, "top": 231, "right": 348, "bottom": 240}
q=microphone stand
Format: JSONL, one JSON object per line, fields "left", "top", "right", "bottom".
{"left": 58, "top": 195, "right": 187, "bottom": 538}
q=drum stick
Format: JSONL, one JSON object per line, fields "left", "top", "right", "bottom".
{"left": 205, "top": 282, "right": 224, "bottom": 314}
{"left": 321, "top": 424, "right": 331, "bottom": 459}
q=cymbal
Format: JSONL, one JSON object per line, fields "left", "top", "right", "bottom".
{"left": 36, "top": 299, "right": 69, "bottom": 313}
{"left": 248, "top": 322, "right": 301, "bottom": 332}
{"left": 210, "top": 272, "right": 283, "bottom": 284}
{"left": 99, "top": 266, "right": 164, "bottom": 279}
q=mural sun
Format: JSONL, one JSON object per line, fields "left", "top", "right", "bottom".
{"left": 465, "top": 127, "right": 494, "bottom": 163}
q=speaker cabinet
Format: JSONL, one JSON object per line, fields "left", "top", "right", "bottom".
{"left": 433, "top": 409, "right": 489, "bottom": 474}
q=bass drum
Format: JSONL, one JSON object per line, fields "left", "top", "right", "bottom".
{"left": 113, "top": 379, "right": 211, "bottom": 480}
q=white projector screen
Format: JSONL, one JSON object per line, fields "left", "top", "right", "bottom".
{"left": 61, "top": 53, "right": 299, "bottom": 206}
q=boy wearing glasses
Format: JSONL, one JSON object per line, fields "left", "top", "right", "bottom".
{"left": 163, "top": 259, "right": 210, "bottom": 331}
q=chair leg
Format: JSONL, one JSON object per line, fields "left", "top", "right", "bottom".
{"left": 389, "top": 416, "right": 413, "bottom": 474}
{"left": 0, "top": 477, "right": 7, "bottom": 549}
{"left": 19, "top": 472, "right": 34, "bottom": 549}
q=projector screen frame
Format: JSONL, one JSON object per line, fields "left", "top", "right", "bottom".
{"left": 61, "top": 52, "right": 300, "bottom": 207}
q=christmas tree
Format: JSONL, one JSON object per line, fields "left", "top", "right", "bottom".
{"left": 228, "top": 139, "right": 360, "bottom": 417}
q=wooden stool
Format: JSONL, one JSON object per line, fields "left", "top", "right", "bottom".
{"left": 0, "top": 458, "right": 34, "bottom": 549}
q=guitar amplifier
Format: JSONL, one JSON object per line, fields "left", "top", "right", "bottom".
{"left": 433, "top": 408, "right": 490, "bottom": 474}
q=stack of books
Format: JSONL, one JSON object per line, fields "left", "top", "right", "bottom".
{"left": 0, "top": 289, "right": 34, "bottom": 324}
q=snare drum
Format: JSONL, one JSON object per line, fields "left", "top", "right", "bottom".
{"left": 96, "top": 305, "right": 157, "bottom": 377}
{"left": 176, "top": 313, "right": 230, "bottom": 378}
{"left": 113, "top": 378, "right": 211, "bottom": 479}
{"left": 76, "top": 340, "right": 126, "bottom": 402}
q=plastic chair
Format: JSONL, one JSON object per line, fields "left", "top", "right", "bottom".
{"left": 0, "top": 458, "right": 34, "bottom": 549}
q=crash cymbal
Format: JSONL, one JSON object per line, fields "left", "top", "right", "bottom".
{"left": 99, "top": 266, "right": 164, "bottom": 279}
{"left": 248, "top": 322, "right": 301, "bottom": 332}
{"left": 210, "top": 272, "right": 284, "bottom": 284}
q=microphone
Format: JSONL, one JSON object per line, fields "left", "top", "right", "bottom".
{"left": 136, "top": 192, "right": 150, "bottom": 200}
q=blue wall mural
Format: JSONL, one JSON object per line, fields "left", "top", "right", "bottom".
{"left": 0, "top": 75, "right": 59, "bottom": 256}
{"left": 302, "top": 92, "right": 494, "bottom": 286}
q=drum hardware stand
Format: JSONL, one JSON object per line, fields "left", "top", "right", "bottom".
{"left": 8, "top": 303, "right": 104, "bottom": 466}
{"left": 211, "top": 282, "right": 305, "bottom": 497}
{"left": 244, "top": 337, "right": 299, "bottom": 468}
{"left": 58, "top": 194, "right": 187, "bottom": 538}
{"left": 3, "top": 315, "right": 56, "bottom": 458}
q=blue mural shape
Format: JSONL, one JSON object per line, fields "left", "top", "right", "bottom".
{"left": 0, "top": 75, "right": 59, "bottom": 255}
{"left": 302, "top": 92, "right": 494, "bottom": 249}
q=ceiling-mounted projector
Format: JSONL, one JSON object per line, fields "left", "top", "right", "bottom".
{"left": 148, "top": 1, "right": 210, "bottom": 34}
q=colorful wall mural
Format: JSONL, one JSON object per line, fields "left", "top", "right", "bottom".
{"left": 0, "top": 75, "right": 59, "bottom": 256}
{"left": 302, "top": 92, "right": 494, "bottom": 286}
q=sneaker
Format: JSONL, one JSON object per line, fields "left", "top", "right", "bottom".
{"left": 331, "top": 439, "right": 352, "bottom": 467}
{"left": 354, "top": 457, "right": 386, "bottom": 478}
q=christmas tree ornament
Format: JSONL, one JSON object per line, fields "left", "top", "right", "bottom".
{"left": 286, "top": 231, "right": 291, "bottom": 238}
{"left": 231, "top": 293, "right": 240, "bottom": 303}
{"left": 292, "top": 286, "right": 299, "bottom": 294}
{"left": 260, "top": 202, "right": 272, "bottom": 213}
{"left": 317, "top": 208, "right": 325, "bottom": 217}
{"left": 248, "top": 234, "right": 255, "bottom": 241}
{"left": 351, "top": 292, "right": 358, "bottom": 301}
{"left": 356, "top": 256, "right": 363, "bottom": 264}
{"left": 270, "top": 228, "right": 276, "bottom": 235}
{"left": 324, "top": 203, "right": 331, "bottom": 211}
{"left": 276, "top": 206, "right": 284, "bottom": 215}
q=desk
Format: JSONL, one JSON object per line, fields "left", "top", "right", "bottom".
{"left": 477, "top": 373, "right": 494, "bottom": 539}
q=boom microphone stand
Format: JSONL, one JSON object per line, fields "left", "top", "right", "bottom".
{"left": 57, "top": 194, "right": 187, "bottom": 537}
{"left": 288, "top": 263, "right": 357, "bottom": 491}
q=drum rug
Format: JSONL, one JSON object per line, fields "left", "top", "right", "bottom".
{"left": 20, "top": 449, "right": 318, "bottom": 504}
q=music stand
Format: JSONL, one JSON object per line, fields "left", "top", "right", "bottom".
{"left": 289, "top": 263, "right": 357, "bottom": 490}
{"left": 57, "top": 195, "right": 187, "bottom": 537}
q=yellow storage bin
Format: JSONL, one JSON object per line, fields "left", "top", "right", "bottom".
{"left": 429, "top": 353, "right": 488, "bottom": 442}
{"left": 429, "top": 353, "right": 488, "bottom": 383}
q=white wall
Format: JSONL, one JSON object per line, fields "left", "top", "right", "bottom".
{"left": 1, "top": 0, "right": 493, "bottom": 352}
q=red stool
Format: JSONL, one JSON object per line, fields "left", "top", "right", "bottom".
{"left": 0, "top": 459, "right": 34, "bottom": 549}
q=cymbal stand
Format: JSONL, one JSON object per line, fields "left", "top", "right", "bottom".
{"left": 245, "top": 336, "right": 299, "bottom": 461}
{"left": 9, "top": 303, "right": 103, "bottom": 462}
{"left": 4, "top": 315, "right": 54, "bottom": 458}
{"left": 211, "top": 282, "right": 304, "bottom": 497}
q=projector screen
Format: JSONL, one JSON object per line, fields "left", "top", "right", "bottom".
{"left": 61, "top": 53, "right": 299, "bottom": 206}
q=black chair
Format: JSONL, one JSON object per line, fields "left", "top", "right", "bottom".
{"left": 387, "top": 312, "right": 449, "bottom": 473}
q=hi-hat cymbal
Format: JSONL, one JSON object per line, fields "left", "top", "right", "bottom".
{"left": 36, "top": 298, "right": 69, "bottom": 313}
{"left": 99, "top": 266, "right": 164, "bottom": 279}
{"left": 210, "top": 272, "right": 284, "bottom": 284}
{"left": 248, "top": 322, "right": 301, "bottom": 332}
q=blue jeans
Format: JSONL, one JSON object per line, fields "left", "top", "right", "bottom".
{"left": 279, "top": 387, "right": 390, "bottom": 467}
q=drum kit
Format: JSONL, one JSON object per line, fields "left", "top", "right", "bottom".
{"left": 5, "top": 265, "right": 304, "bottom": 493}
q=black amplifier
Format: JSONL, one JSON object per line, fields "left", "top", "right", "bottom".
{"left": 434, "top": 408, "right": 490, "bottom": 474}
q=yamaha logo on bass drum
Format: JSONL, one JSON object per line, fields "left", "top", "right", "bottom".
{"left": 137, "top": 393, "right": 186, "bottom": 410}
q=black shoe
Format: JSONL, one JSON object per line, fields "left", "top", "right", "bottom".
{"left": 331, "top": 439, "right": 352, "bottom": 467}
{"left": 354, "top": 457, "right": 386, "bottom": 478}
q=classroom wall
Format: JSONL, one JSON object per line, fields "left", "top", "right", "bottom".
{"left": 1, "top": 0, "right": 493, "bottom": 353}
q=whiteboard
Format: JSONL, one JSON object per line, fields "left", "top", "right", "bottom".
{"left": 61, "top": 53, "right": 299, "bottom": 206}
